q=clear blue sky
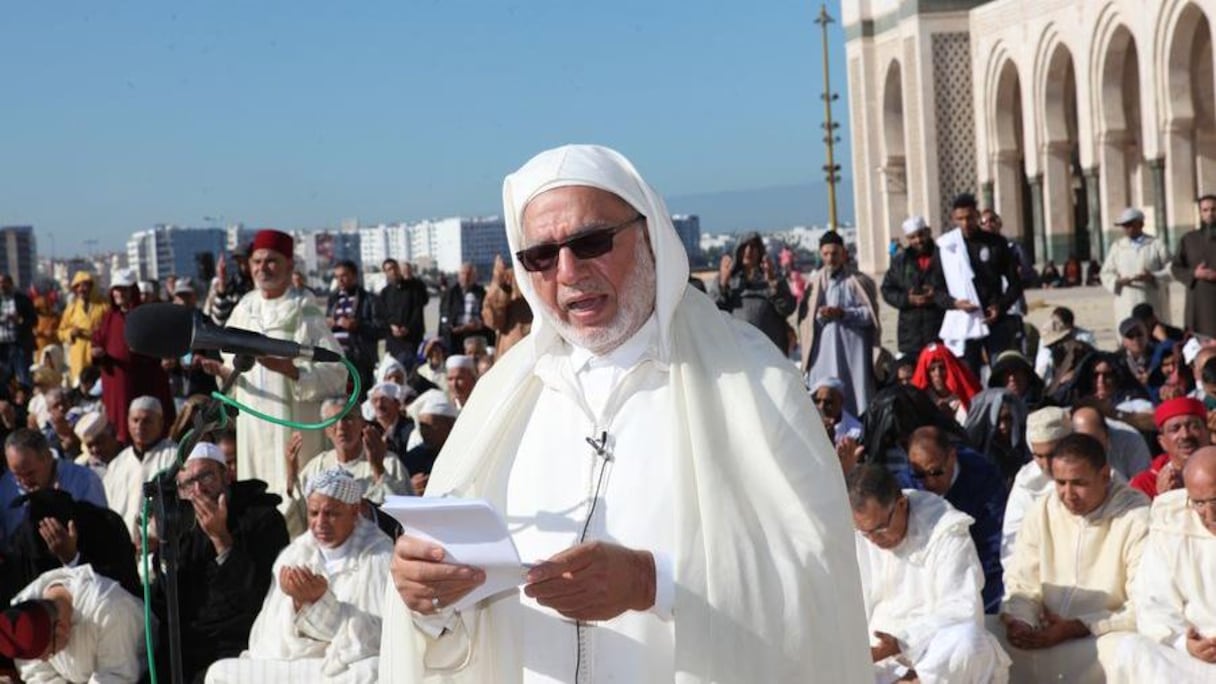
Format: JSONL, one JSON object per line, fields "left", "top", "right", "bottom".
{"left": 0, "top": 0, "right": 851, "bottom": 257}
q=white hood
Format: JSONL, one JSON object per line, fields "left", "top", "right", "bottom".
{"left": 501, "top": 144, "right": 690, "bottom": 362}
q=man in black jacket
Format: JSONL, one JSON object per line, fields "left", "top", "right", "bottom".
{"left": 152, "top": 443, "right": 289, "bottom": 684}
{"left": 326, "top": 260, "right": 385, "bottom": 396}
{"left": 880, "top": 217, "right": 952, "bottom": 360}
{"left": 379, "top": 259, "right": 429, "bottom": 368}
{"left": 441, "top": 262, "right": 491, "bottom": 351}
{"left": 0, "top": 274, "right": 36, "bottom": 393}
{"left": 0, "top": 488, "right": 139, "bottom": 608}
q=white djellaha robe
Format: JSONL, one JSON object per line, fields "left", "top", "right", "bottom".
{"left": 378, "top": 145, "right": 872, "bottom": 683}
{"left": 13, "top": 564, "right": 147, "bottom": 684}
{"left": 1113, "top": 490, "right": 1216, "bottom": 680}
{"left": 223, "top": 288, "right": 346, "bottom": 510}
{"left": 1099, "top": 233, "right": 1172, "bottom": 325}
{"left": 856, "top": 490, "right": 1010, "bottom": 684}
{"left": 78, "top": 438, "right": 179, "bottom": 540}
{"left": 205, "top": 516, "right": 393, "bottom": 684}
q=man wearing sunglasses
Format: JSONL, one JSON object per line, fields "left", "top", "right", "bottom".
{"left": 848, "top": 464, "right": 1010, "bottom": 683}
{"left": 382, "top": 145, "right": 870, "bottom": 682}
{"left": 906, "top": 426, "right": 1006, "bottom": 614}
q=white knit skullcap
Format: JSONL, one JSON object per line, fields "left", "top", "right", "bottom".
{"left": 370, "top": 381, "right": 414, "bottom": 403}
{"left": 1027, "top": 407, "right": 1070, "bottom": 444}
{"left": 445, "top": 355, "right": 475, "bottom": 371}
{"left": 304, "top": 467, "right": 365, "bottom": 504}
{"left": 186, "top": 441, "right": 226, "bottom": 466}
{"left": 413, "top": 389, "right": 459, "bottom": 418}
{"left": 73, "top": 411, "right": 108, "bottom": 441}
{"left": 129, "top": 396, "right": 163, "bottom": 415}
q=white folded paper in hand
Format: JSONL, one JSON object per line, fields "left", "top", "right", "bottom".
{"left": 381, "top": 495, "right": 529, "bottom": 612}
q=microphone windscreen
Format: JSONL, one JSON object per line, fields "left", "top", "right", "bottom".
{"left": 124, "top": 303, "right": 195, "bottom": 358}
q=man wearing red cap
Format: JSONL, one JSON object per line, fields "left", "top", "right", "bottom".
{"left": 6, "top": 564, "right": 146, "bottom": 682}
{"left": 201, "top": 229, "right": 346, "bottom": 521}
{"left": 1130, "top": 397, "right": 1212, "bottom": 498}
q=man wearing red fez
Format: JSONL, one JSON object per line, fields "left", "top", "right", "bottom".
{"left": 200, "top": 229, "right": 345, "bottom": 533}
{"left": 1130, "top": 397, "right": 1212, "bottom": 498}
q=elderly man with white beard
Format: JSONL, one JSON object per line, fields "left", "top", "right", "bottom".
{"left": 206, "top": 468, "right": 392, "bottom": 683}
{"left": 1113, "top": 447, "right": 1216, "bottom": 679}
{"left": 848, "top": 464, "right": 1010, "bottom": 683}
{"left": 379, "top": 145, "right": 870, "bottom": 682}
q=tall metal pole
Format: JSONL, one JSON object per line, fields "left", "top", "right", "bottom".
{"left": 815, "top": 4, "right": 841, "bottom": 231}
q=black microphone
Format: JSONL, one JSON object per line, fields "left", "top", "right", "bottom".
{"left": 125, "top": 303, "right": 344, "bottom": 363}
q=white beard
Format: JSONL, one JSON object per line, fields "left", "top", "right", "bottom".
{"left": 548, "top": 237, "right": 657, "bottom": 355}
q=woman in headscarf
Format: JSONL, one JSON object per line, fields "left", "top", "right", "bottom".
{"left": 414, "top": 337, "right": 448, "bottom": 394}
{"left": 32, "top": 293, "right": 61, "bottom": 356}
{"left": 1066, "top": 351, "right": 1155, "bottom": 433}
{"left": 964, "top": 388, "right": 1029, "bottom": 485}
{"left": 90, "top": 270, "right": 175, "bottom": 444}
{"left": 715, "top": 232, "right": 797, "bottom": 355}
{"left": 1146, "top": 338, "right": 1188, "bottom": 402}
{"left": 990, "top": 350, "right": 1046, "bottom": 410}
{"left": 861, "top": 383, "right": 971, "bottom": 486}
{"left": 910, "top": 342, "right": 981, "bottom": 422}
{"left": 57, "top": 271, "right": 107, "bottom": 387}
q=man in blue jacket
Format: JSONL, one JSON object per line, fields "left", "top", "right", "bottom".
{"left": 906, "top": 425, "right": 1007, "bottom": 613}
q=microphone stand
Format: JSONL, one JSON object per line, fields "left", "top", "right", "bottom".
{"left": 145, "top": 353, "right": 255, "bottom": 684}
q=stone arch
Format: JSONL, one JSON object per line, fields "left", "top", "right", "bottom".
{"left": 880, "top": 60, "right": 909, "bottom": 234}
{"left": 990, "top": 56, "right": 1034, "bottom": 260}
{"left": 1095, "top": 23, "right": 1147, "bottom": 254}
{"left": 1162, "top": 1, "right": 1216, "bottom": 246}
{"left": 1037, "top": 38, "right": 1089, "bottom": 261}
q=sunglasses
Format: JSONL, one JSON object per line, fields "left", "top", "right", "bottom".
{"left": 515, "top": 214, "right": 645, "bottom": 272}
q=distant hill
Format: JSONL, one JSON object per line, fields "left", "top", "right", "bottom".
{"left": 666, "top": 179, "right": 855, "bottom": 233}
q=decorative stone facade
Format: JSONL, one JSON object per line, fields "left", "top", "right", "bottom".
{"left": 844, "top": 0, "right": 1216, "bottom": 274}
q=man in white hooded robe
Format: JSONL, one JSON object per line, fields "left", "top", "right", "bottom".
{"left": 206, "top": 468, "right": 392, "bottom": 683}
{"left": 378, "top": 144, "right": 871, "bottom": 683}
{"left": 848, "top": 464, "right": 1009, "bottom": 683}
{"left": 1113, "top": 447, "right": 1216, "bottom": 679}
{"left": 10, "top": 564, "right": 146, "bottom": 683}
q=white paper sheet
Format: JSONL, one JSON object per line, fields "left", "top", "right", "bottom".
{"left": 381, "top": 495, "right": 529, "bottom": 611}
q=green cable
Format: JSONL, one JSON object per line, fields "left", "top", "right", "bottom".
{"left": 207, "top": 357, "right": 361, "bottom": 429}
{"left": 138, "top": 356, "right": 358, "bottom": 680}
{"left": 140, "top": 496, "right": 157, "bottom": 684}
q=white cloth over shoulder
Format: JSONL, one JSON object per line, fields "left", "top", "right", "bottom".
{"left": 378, "top": 144, "right": 871, "bottom": 683}
{"left": 206, "top": 517, "right": 392, "bottom": 684}
{"left": 937, "top": 228, "right": 988, "bottom": 357}
{"left": 857, "top": 490, "right": 1009, "bottom": 684}
{"left": 13, "top": 564, "right": 147, "bottom": 684}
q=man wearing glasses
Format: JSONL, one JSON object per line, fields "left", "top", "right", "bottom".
{"left": 150, "top": 442, "right": 289, "bottom": 683}
{"left": 906, "top": 426, "right": 1006, "bottom": 613}
{"left": 381, "top": 145, "right": 870, "bottom": 682}
{"left": 1117, "top": 447, "right": 1216, "bottom": 678}
{"left": 848, "top": 464, "right": 1010, "bottom": 683}
{"left": 998, "top": 433, "right": 1149, "bottom": 681}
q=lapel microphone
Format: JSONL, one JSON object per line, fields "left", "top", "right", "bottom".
{"left": 585, "top": 431, "right": 611, "bottom": 461}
